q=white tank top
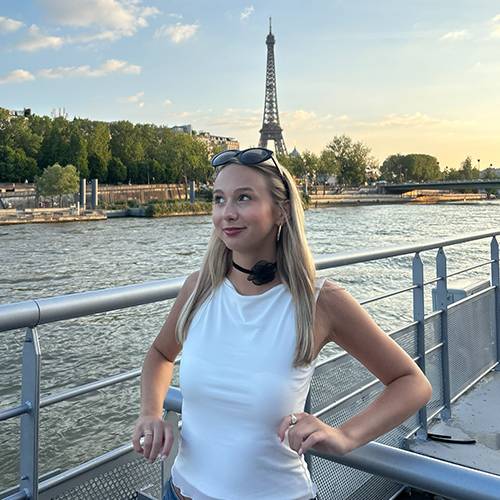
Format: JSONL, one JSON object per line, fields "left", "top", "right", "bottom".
{"left": 171, "top": 276, "right": 327, "bottom": 500}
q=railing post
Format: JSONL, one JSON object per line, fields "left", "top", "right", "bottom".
{"left": 436, "top": 248, "right": 452, "bottom": 421}
{"left": 412, "top": 252, "right": 428, "bottom": 439}
{"left": 491, "top": 236, "right": 500, "bottom": 371}
{"left": 20, "top": 326, "right": 41, "bottom": 500}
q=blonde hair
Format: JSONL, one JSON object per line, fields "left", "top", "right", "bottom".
{"left": 175, "top": 158, "right": 318, "bottom": 368}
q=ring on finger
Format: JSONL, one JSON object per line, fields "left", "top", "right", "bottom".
{"left": 289, "top": 413, "right": 298, "bottom": 426}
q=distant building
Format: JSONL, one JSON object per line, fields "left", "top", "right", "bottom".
{"left": 289, "top": 147, "right": 300, "bottom": 158}
{"left": 170, "top": 124, "right": 193, "bottom": 135}
{"left": 196, "top": 131, "right": 239, "bottom": 154}
{"left": 169, "top": 123, "right": 239, "bottom": 155}
{"left": 7, "top": 107, "right": 31, "bottom": 119}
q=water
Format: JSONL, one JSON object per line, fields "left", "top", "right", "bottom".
{"left": 1, "top": 200, "right": 499, "bottom": 491}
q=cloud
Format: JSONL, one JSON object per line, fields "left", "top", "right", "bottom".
{"left": 240, "top": 6, "right": 255, "bottom": 21}
{"left": 491, "top": 14, "right": 500, "bottom": 38}
{"left": 0, "top": 16, "right": 24, "bottom": 34}
{"left": 440, "top": 30, "right": 470, "bottom": 41}
{"left": 163, "top": 99, "right": 173, "bottom": 106}
{"left": 17, "top": 24, "right": 64, "bottom": 51}
{"left": 119, "top": 91, "right": 145, "bottom": 107}
{"left": 38, "top": 59, "right": 141, "bottom": 78}
{"left": 167, "top": 13, "right": 183, "bottom": 20}
{"left": 0, "top": 69, "right": 35, "bottom": 84}
{"left": 355, "top": 112, "right": 474, "bottom": 130}
{"left": 38, "top": 0, "right": 159, "bottom": 42}
{"left": 155, "top": 23, "right": 199, "bottom": 43}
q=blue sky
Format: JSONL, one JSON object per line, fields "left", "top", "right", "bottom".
{"left": 1, "top": 1, "right": 499, "bottom": 169}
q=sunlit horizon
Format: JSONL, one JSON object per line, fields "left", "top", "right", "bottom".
{"left": 1, "top": 1, "right": 499, "bottom": 170}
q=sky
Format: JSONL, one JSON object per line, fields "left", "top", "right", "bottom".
{"left": 0, "top": 0, "right": 499, "bottom": 170}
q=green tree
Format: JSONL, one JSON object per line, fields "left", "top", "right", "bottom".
{"left": 68, "top": 128, "right": 89, "bottom": 178}
{"left": 35, "top": 163, "right": 79, "bottom": 206}
{"left": 88, "top": 153, "right": 108, "bottom": 182}
{"left": 0, "top": 145, "right": 38, "bottom": 182}
{"left": 323, "top": 135, "right": 371, "bottom": 186}
{"left": 107, "top": 157, "right": 127, "bottom": 184}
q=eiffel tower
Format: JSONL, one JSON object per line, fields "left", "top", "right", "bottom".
{"left": 258, "top": 18, "right": 288, "bottom": 156}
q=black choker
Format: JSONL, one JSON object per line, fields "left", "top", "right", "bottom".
{"left": 232, "top": 260, "right": 277, "bottom": 285}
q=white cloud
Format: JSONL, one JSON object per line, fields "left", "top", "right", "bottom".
{"left": 240, "top": 6, "right": 255, "bottom": 21}
{"left": 491, "top": 14, "right": 500, "bottom": 38}
{"left": 155, "top": 23, "right": 199, "bottom": 43}
{"left": 119, "top": 91, "right": 145, "bottom": 107}
{"left": 38, "top": 0, "right": 159, "bottom": 41}
{"left": 17, "top": 24, "right": 64, "bottom": 51}
{"left": 0, "top": 16, "right": 24, "bottom": 34}
{"left": 0, "top": 69, "right": 35, "bottom": 84}
{"left": 38, "top": 59, "right": 141, "bottom": 79}
{"left": 356, "top": 112, "right": 474, "bottom": 130}
{"left": 440, "top": 30, "right": 470, "bottom": 41}
{"left": 167, "top": 13, "right": 183, "bottom": 20}
{"left": 163, "top": 99, "right": 173, "bottom": 106}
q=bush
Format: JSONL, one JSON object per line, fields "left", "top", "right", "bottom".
{"left": 145, "top": 199, "right": 212, "bottom": 217}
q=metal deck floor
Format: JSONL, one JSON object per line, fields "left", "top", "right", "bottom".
{"left": 406, "top": 368, "right": 500, "bottom": 477}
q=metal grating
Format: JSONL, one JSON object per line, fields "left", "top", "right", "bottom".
{"left": 447, "top": 289, "right": 497, "bottom": 399}
{"left": 309, "top": 326, "right": 421, "bottom": 500}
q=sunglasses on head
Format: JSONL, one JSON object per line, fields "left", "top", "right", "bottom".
{"left": 211, "top": 147, "right": 290, "bottom": 199}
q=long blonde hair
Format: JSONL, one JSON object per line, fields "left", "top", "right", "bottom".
{"left": 175, "top": 158, "right": 318, "bottom": 368}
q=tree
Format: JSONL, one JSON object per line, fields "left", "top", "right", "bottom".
{"left": 107, "top": 157, "right": 127, "bottom": 184}
{"left": 323, "top": 135, "right": 372, "bottom": 186}
{"left": 68, "top": 128, "right": 89, "bottom": 178}
{"left": 35, "top": 163, "right": 79, "bottom": 206}
{"left": 0, "top": 145, "right": 38, "bottom": 182}
{"left": 88, "top": 153, "right": 108, "bottom": 182}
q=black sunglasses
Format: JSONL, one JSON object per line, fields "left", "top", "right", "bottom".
{"left": 211, "top": 147, "right": 290, "bottom": 199}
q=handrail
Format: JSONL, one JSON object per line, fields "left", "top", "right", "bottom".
{"left": 2, "top": 229, "right": 499, "bottom": 333}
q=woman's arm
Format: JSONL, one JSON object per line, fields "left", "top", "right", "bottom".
{"left": 132, "top": 270, "right": 199, "bottom": 461}
{"left": 280, "top": 280, "right": 432, "bottom": 456}
{"left": 324, "top": 280, "right": 433, "bottom": 451}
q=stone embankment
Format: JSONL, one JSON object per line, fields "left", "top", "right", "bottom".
{"left": 0, "top": 208, "right": 106, "bottom": 225}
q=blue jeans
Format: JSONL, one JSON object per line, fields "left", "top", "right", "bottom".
{"left": 162, "top": 476, "right": 318, "bottom": 500}
{"left": 162, "top": 476, "right": 183, "bottom": 500}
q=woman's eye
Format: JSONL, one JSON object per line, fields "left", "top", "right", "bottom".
{"left": 213, "top": 194, "right": 250, "bottom": 204}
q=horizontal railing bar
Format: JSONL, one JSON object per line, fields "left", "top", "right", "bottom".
{"left": 310, "top": 440, "right": 500, "bottom": 500}
{"left": 426, "top": 342, "right": 444, "bottom": 355}
{"left": 2, "top": 230, "right": 500, "bottom": 333}
{"left": 315, "top": 228, "right": 500, "bottom": 270}
{"left": 446, "top": 260, "right": 494, "bottom": 280}
{"left": 40, "top": 368, "right": 142, "bottom": 408}
{"left": 450, "top": 363, "right": 498, "bottom": 406}
{"left": 37, "top": 442, "right": 132, "bottom": 493}
{"left": 0, "top": 276, "right": 186, "bottom": 333}
{"left": 359, "top": 284, "right": 418, "bottom": 306}
{"left": 0, "top": 403, "right": 30, "bottom": 421}
{"left": 447, "top": 285, "right": 495, "bottom": 311}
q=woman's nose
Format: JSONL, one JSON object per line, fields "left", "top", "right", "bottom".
{"left": 222, "top": 200, "right": 238, "bottom": 219}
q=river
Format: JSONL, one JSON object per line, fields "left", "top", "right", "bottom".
{"left": 1, "top": 200, "right": 499, "bottom": 491}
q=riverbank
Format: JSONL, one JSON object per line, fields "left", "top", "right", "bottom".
{"left": 0, "top": 207, "right": 106, "bottom": 225}
{"left": 0, "top": 192, "right": 490, "bottom": 225}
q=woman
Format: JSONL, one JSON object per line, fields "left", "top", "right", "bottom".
{"left": 132, "top": 148, "right": 432, "bottom": 500}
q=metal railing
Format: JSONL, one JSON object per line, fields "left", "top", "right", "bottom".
{"left": 1, "top": 228, "right": 499, "bottom": 499}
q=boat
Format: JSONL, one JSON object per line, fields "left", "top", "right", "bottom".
{"left": 1, "top": 229, "right": 499, "bottom": 499}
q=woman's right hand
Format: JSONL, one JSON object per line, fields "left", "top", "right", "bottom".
{"left": 132, "top": 414, "right": 174, "bottom": 463}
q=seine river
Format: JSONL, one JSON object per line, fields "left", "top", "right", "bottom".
{"left": 1, "top": 200, "right": 499, "bottom": 491}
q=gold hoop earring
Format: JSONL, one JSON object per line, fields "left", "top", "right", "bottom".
{"left": 276, "top": 224, "right": 282, "bottom": 242}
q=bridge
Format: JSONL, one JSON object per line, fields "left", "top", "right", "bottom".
{"left": 378, "top": 180, "right": 500, "bottom": 195}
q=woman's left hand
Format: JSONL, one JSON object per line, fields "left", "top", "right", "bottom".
{"left": 277, "top": 412, "right": 354, "bottom": 457}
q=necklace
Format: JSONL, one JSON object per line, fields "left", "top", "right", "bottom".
{"left": 232, "top": 260, "right": 277, "bottom": 285}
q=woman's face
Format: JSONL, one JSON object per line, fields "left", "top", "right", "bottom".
{"left": 212, "top": 163, "right": 281, "bottom": 254}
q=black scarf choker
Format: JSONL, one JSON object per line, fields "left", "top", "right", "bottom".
{"left": 232, "top": 260, "right": 277, "bottom": 286}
